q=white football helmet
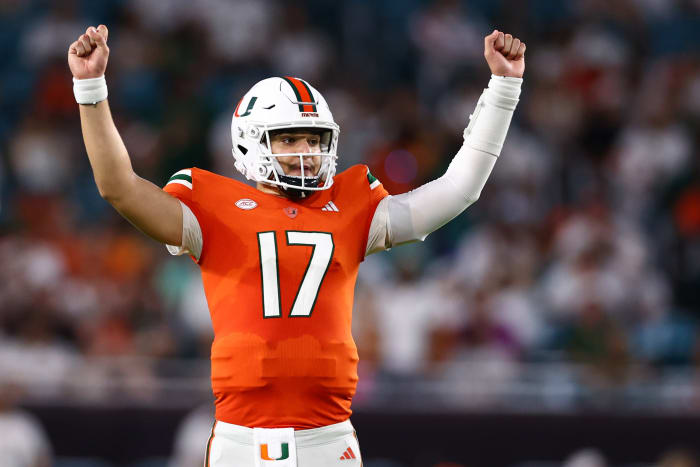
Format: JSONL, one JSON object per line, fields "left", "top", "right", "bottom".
{"left": 231, "top": 77, "right": 340, "bottom": 196}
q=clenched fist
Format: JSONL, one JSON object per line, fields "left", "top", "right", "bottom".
{"left": 484, "top": 30, "right": 525, "bottom": 78}
{"left": 68, "top": 25, "right": 110, "bottom": 79}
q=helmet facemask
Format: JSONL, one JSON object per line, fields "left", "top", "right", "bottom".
{"left": 233, "top": 121, "right": 339, "bottom": 197}
{"left": 261, "top": 127, "right": 336, "bottom": 198}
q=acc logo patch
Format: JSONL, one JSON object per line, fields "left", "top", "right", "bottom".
{"left": 235, "top": 198, "right": 258, "bottom": 210}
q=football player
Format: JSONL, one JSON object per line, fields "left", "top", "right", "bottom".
{"left": 69, "top": 25, "right": 525, "bottom": 467}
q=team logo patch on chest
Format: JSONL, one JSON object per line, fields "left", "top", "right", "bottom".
{"left": 235, "top": 198, "right": 258, "bottom": 210}
{"left": 283, "top": 207, "right": 298, "bottom": 218}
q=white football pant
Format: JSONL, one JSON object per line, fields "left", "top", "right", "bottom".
{"left": 204, "top": 419, "right": 362, "bottom": 467}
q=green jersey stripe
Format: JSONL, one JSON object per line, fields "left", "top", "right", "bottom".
{"left": 168, "top": 174, "right": 192, "bottom": 183}
{"left": 367, "top": 168, "right": 381, "bottom": 189}
{"left": 166, "top": 179, "right": 192, "bottom": 190}
{"left": 367, "top": 171, "right": 377, "bottom": 184}
{"left": 171, "top": 169, "right": 191, "bottom": 177}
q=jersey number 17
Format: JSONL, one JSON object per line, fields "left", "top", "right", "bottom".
{"left": 257, "top": 231, "right": 334, "bottom": 318}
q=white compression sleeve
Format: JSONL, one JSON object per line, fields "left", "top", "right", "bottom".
{"left": 166, "top": 201, "right": 203, "bottom": 261}
{"left": 365, "top": 75, "right": 522, "bottom": 254}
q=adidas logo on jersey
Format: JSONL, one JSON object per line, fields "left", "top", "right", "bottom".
{"left": 321, "top": 201, "right": 339, "bottom": 212}
{"left": 339, "top": 447, "right": 356, "bottom": 460}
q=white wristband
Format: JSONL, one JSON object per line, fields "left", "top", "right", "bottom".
{"left": 73, "top": 75, "right": 108, "bottom": 105}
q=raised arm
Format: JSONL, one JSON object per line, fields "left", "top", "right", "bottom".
{"left": 69, "top": 25, "right": 182, "bottom": 246}
{"left": 366, "top": 30, "right": 526, "bottom": 254}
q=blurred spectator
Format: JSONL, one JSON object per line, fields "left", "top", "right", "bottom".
{"left": 268, "top": 4, "right": 332, "bottom": 83}
{"left": 656, "top": 449, "right": 698, "bottom": 467}
{"left": 368, "top": 254, "right": 463, "bottom": 379}
{"left": 563, "top": 449, "right": 608, "bottom": 467}
{"left": 19, "top": 2, "right": 83, "bottom": 66}
{"left": 410, "top": 0, "right": 487, "bottom": 104}
{"left": 170, "top": 404, "right": 215, "bottom": 467}
{"left": 9, "top": 119, "right": 75, "bottom": 194}
{"left": 0, "top": 384, "right": 52, "bottom": 467}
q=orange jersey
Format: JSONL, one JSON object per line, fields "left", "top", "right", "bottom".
{"left": 164, "top": 165, "right": 388, "bottom": 429}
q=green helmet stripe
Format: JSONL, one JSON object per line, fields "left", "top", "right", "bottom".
{"left": 296, "top": 78, "right": 318, "bottom": 112}
{"left": 282, "top": 77, "right": 305, "bottom": 112}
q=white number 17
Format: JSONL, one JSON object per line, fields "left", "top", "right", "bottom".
{"left": 257, "top": 231, "right": 335, "bottom": 318}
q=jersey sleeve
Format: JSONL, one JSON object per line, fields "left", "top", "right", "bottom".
{"left": 163, "top": 169, "right": 205, "bottom": 262}
{"left": 361, "top": 166, "right": 390, "bottom": 257}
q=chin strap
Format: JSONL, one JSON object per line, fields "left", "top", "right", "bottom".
{"left": 282, "top": 187, "right": 307, "bottom": 199}
{"left": 277, "top": 173, "right": 321, "bottom": 190}
{"left": 273, "top": 173, "right": 320, "bottom": 198}
{"left": 270, "top": 156, "right": 321, "bottom": 195}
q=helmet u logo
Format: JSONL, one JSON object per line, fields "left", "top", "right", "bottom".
{"left": 260, "top": 443, "right": 290, "bottom": 460}
{"left": 234, "top": 96, "right": 257, "bottom": 117}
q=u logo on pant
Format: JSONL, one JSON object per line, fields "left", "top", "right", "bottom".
{"left": 260, "top": 443, "right": 290, "bottom": 461}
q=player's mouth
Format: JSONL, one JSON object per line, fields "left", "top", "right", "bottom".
{"left": 286, "top": 164, "right": 316, "bottom": 176}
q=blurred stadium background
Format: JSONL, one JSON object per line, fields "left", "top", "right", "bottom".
{"left": 1, "top": 0, "right": 700, "bottom": 466}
